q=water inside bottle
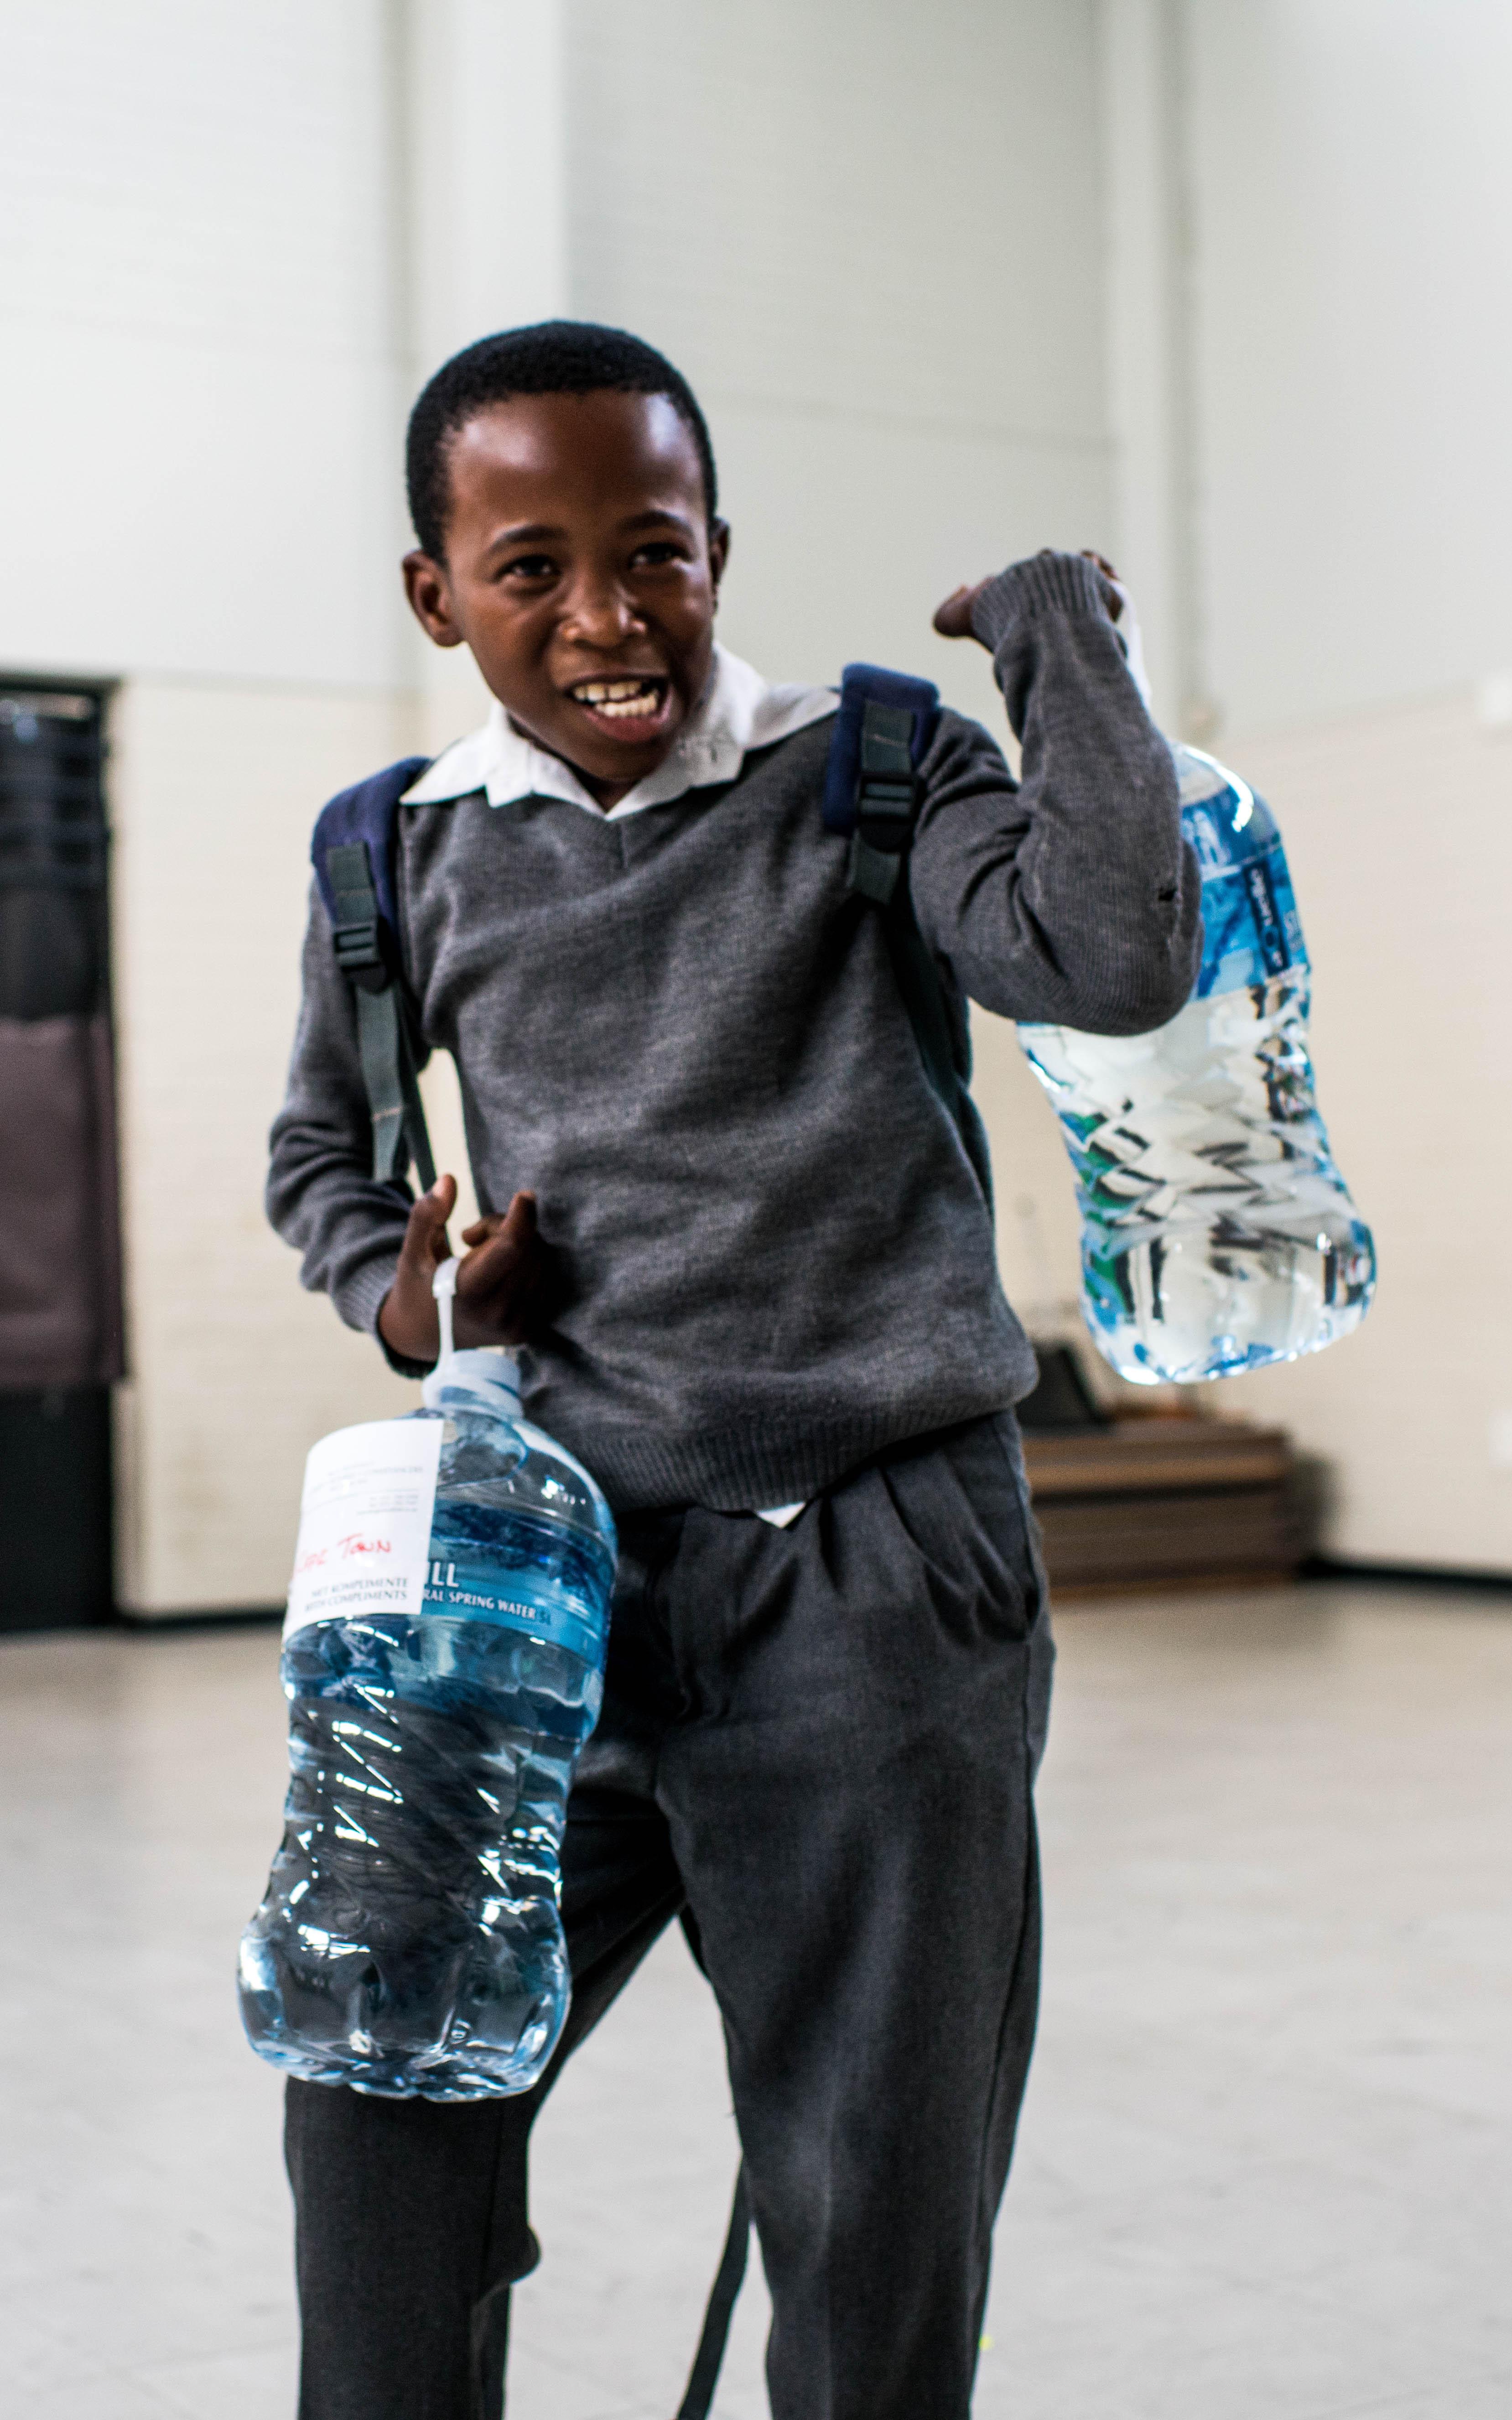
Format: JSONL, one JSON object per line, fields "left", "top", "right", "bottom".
{"left": 239, "top": 1380, "right": 616, "bottom": 2101}
{"left": 1019, "top": 745, "right": 1376, "bottom": 1384}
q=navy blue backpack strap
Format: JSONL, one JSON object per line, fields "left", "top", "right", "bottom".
{"left": 822, "top": 661, "right": 940, "bottom": 901}
{"left": 824, "top": 665, "right": 992, "bottom": 1201}
{"left": 311, "top": 757, "right": 435, "bottom": 1189}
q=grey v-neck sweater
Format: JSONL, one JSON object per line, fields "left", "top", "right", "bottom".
{"left": 268, "top": 553, "right": 1200, "bottom": 1511}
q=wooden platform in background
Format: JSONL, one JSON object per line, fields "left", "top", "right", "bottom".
{"left": 1021, "top": 1417, "right": 1301, "bottom": 1596}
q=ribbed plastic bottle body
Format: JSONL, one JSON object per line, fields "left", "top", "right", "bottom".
{"left": 239, "top": 1370, "right": 616, "bottom": 2101}
{"left": 1019, "top": 745, "right": 1376, "bottom": 1385}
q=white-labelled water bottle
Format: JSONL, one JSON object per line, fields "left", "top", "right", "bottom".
{"left": 1018, "top": 742, "right": 1376, "bottom": 1385}
{"left": 238, "top": 1262, "right": 617, "bottom": 2099}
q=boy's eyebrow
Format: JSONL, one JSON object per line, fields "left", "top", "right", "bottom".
{"left": 618, "top": 507, "right": 697, "bottom": 533}
{"left": 484, "top": 506, "right": 697, "bottom": 554}
{"left": 488, "top": 521, "right": 567, "bottom": 548}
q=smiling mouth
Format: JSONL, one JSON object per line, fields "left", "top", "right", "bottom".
{"left": 567, "top": 675, "right": 670, "bottom": 725}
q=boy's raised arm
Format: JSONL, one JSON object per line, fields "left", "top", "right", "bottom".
{"left": 909, "top": 549, "right": 1202, "bottom": 1034}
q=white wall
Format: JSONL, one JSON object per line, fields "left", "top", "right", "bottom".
{"left": 1198, "top": 691, "right": 1512, "bottom": 1570}
{"left": 565, "top": 0, "right": 1113, "bottom": 730}
{"left": 1190, "top": 0, "right": 1512, "bottom": 733}
{"left": 0, "top": 0, "right": 411, "bottom": 693}
{"left": 1182, "top": 3, "right": 1512, "bottom": 1568}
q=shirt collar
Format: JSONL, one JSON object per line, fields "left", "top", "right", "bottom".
{"left": 400, "top": 646, "right": 837, "bottom": 821}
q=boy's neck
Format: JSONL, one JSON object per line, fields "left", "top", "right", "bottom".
{"left": 504, "top": 710, "right": 645, "bottom": 810}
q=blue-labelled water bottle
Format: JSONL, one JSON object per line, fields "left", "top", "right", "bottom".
{"left": 239, "top": 1261, "right": 616, "bottom": 2099}
{"left": 1018, "top": 741, "right": 1376, "bottom": 1385}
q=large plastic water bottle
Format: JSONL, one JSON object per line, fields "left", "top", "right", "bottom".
{"left": 238, "top": 1263, "right": 616, "bottom": 2099}
{"left": 1018, "top": 742, "right": 1376, "bottom": 1384}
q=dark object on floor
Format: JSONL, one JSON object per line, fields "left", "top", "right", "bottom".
{"left": 1016, "top": 1341, "right": 1109, "bottom": 1433}
{"left": 1303, "top": 1555, "right": 1512, "bottom": 1595}
{"left": 1024, "top": 1416, "right": 1301, "bottom": 1593}
{"left": 0, "top": 1386, "right": 113, "bottom": 1631}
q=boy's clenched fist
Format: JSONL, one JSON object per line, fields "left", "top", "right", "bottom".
{"left": 933, "top": 548, "right": 1124, "bottom": 642}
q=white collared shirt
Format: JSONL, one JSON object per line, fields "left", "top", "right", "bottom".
{"left": 400, "top": 644, "right": 837, "bottom": 818}
{"left": 405, "top": 644, "right": 834, "bottom": 1529}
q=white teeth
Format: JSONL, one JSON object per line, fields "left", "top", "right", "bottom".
{"left": 572, "top": 677, "right": 664, "bottom": 718}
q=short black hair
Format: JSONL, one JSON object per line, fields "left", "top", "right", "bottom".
{"left": 405, "top": 320, "right": 718, "bottom": 561}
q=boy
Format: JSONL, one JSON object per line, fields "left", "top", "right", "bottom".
{"left": 269, "top": 320, "right": 1199, "bottom": 2420}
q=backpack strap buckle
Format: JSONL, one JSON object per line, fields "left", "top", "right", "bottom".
{"left": 847, "top": 702, "right": 920, "bottom": 903}
{"left": 326, "top": 841, "right": 391, "bottom": 994}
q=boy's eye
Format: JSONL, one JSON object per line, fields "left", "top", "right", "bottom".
{"left": 630, "top": 541, "right": 688, "bottom": 569}
{"left": 499, "top": 553, "right": 557, "bottom": 582}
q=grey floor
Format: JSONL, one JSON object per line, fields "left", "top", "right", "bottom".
{"left": 2, "top": 1583, "right": 1509, "bottom": 2420}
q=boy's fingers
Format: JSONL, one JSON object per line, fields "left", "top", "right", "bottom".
{"left": 400, "top": 1173, "right": 456, "bottom": 1271}
{"left": 459, "top": 1192, "right": 535, "bottom": 1251}
{"left": 500, "top": 1189, "right": 537, "bottom": 1242}
{"left": 452, "top": 1194, "right": 557, "bottom": 1346}
{"left": 934, "top": 557, "right": 1122, "bottom": 643}
{"left": 378, "top": 1177, "right": 460, "bottom": 1362}
{"left": 1080, "top": 548, "right": 1124, "bottom": 618}
{"left": 461, "top": 1189, "right": 536, "bottom": 1247}
{"left": 455, "top": 1199, "right": 537, "bottom": 1297}
{"left": 932, "top": 581, "right": 988, "bottom": 640}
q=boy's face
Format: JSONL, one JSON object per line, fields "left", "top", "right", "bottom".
{"left": 403, "top": 390, "right": 729, "bottom": 806}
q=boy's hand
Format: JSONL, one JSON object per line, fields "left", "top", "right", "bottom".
{"left": 377, "top": 1176, "right": 561, "bottom": 1364}
{"left": 932, "top": 549, "right": 1124, "bottom": 645}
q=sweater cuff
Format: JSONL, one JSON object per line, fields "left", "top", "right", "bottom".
{"left": 339, "top": 1249, "right": 434, "bottom": 1380}
{"left": 970, "top": 550, "right": 1110, "bottom": 650}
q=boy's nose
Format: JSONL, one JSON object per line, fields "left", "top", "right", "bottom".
{"left": 559, "top": 576, "right": 644, "bottom": 649}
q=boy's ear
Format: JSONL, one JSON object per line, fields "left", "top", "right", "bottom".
{"left": 709, "top": 519, "right": 731, "bottom": 600}
{"left": 402, "top": 550, "right": 466, "bottom": 650}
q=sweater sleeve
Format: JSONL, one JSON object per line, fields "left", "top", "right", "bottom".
{"left": 265, "top": 884, "right": 420, "bottom": 1364}
{"left": 907, "top": 551, "right": 1202, "bottom": 1032}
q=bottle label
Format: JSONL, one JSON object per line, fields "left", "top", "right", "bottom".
{"left": 284, "top": 1420, "right": 442, "bottom": 1640}
{"left": 420, "top": 1563, "right": 604, "bottom": 1665}
{"left": 1194, "top": 832, "right": 1307, "bottom": 996}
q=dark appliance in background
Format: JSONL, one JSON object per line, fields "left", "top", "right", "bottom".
{"left": 1015, "top": 1340, "right": 1110, "bottom": 1434}
{"left": 0, "top": 681, "right": 122, "bottom": 1632}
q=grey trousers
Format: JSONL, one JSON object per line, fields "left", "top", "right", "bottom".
{"left": 285, "top": 1411, "right": 1052, "bottom": 2420}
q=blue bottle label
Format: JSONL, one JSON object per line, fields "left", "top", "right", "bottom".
{"left": 420, "top": 1559, "right": 604, "bottom": 1667}
{"left": 1190, "top": 823, "right": 1307, "bottom": 998}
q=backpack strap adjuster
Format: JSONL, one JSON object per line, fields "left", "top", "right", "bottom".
{"left": 327, "top": 841, "right": 391, "bottom": 993}
{"left": 846, "top": 701, "right": 921, "bottom": 903}
{"left": 332, "top": 919, "right": 383, "bottom": 984}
